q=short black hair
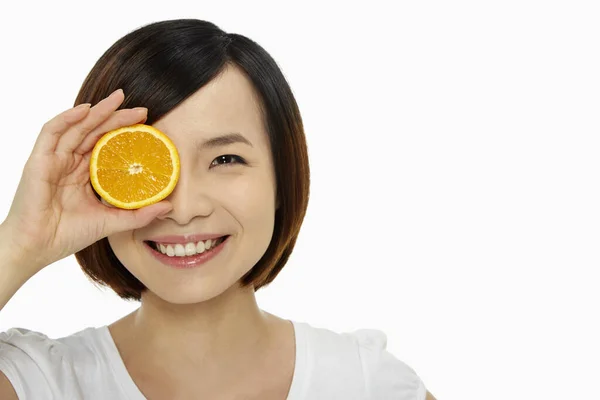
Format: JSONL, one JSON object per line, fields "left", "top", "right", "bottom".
{"left": 74, "top": 19, "right": 310, "bottom": 301}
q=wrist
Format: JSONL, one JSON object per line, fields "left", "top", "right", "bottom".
{"left": 0, "top": 221, "right": 38, "bottom": 280}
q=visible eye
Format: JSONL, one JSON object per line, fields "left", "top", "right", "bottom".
{"left": 210, "top": 154, "right": 246, "bottom": 168}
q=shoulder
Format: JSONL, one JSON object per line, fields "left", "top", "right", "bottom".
{"left": 0, "top": 326, "right": 100, "bottom": 363}
{"left": 349, "top": 328, "right": 428, "bottom": 400}
{"left": 0, "top": 326, "right": 104, "bottom": 398}
{"left": 297, "top": 322, "right": 428, "bottom": 400}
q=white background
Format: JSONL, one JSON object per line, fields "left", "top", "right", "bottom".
{"left": 0, "top": 1, "right": 599, "bottom": 399}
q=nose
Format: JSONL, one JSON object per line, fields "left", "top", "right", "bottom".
{"left": 157, "top": 168, "right": 215, "bottom": 225}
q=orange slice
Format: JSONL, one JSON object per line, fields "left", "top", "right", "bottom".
{"left": 90, "top": 124, "right": 180, "bottom": 209}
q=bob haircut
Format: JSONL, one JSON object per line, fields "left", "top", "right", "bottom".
{"left": 74, "top": 19, "right": 310, "bottom": 301}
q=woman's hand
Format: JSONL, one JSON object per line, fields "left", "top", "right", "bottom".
{"left": 1, "top": 89, "right": 172, "bottom": 276}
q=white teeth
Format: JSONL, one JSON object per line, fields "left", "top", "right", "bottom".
{"left": 153, "top": 237, "right": 225, "bottom": 257}
{"left": 166, "top": 245, "right": 175, "bottom": 257}
{"left": 185, "top": 243, "right": 196, "bottom": 256}
{"left": 174, "top": 244, "right": 186, "bottom": 256}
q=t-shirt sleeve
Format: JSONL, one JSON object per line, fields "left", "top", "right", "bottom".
{"left": 0, "top": 328, "right": 61, "bottom": 399}
{"left": 351, "top": 329, "right": 428, "bottom": 400}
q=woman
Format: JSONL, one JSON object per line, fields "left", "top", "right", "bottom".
{"left": 0, "top": 19, "right": 435, "bottom": 399}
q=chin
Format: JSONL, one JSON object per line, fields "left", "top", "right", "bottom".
{"left": 144, "top": 281, "right": 233, "bottom": 304}
{"left": 139, "top": 267, "right": 251, "bottom": 305}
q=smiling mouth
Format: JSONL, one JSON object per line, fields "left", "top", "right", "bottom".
{"left": 144, "top": 235, "right": 229, "bottom": 257}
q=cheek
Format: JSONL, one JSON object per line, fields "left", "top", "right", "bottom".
{"left": 218, "top": 171, "right": 276, "bottom": 229}
{"left": 219, "top": 168, "right": 275, "bottom": 203}
{"left": 107, "top": 232, "right": 140, "bottom": 271}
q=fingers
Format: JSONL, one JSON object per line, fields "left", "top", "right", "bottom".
{"left": 33, "top": 89, "right": 150, "bottom": 159}
{"left": 32, "top": 103, "right": 92, "bottom": 155}
{"left": 76, "top": 107, "right": 148, "bottom": 155}
{"left": 55, "top": 89, "right": 126, "bottom": 154}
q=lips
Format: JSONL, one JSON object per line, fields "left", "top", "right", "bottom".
{"left": 143, "top": 235, "right": 229, "bottom": 269}
{"left": 145, "top": 233, "right": 227, "bottom": 244}
{"left": 144, "top": 235, "right": 229, "bottom": 255}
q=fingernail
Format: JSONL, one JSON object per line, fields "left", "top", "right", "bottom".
{"left": 75, "top": 103, "right": 91, "bottom": 110}
{"left": 111, "top": 88, "right": 124, "bottom": 97}
{"left": 133, "top": 107, "right": 147, "bottom": 112}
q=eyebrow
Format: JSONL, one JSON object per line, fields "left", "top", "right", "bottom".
{"left": 197, "top": 132, "right": 253, "bottom": 150}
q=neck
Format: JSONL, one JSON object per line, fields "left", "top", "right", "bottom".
{"left": 108, "top": 284, "right": 296, "bottom": 398}
{"left": 114, "top": 283, "right": 274, "bottom": 370}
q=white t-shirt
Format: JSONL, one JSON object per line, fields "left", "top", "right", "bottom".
{"left": 0, "top": 320, "right": 427, "bottom": 399}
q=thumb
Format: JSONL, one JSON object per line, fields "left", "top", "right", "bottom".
{"left": 104, "top": 202, "right": 172, "bottom": 235}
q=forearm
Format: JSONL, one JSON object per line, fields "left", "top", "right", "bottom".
{"left": 0, "top": 224, "right": 33, "bottom": 312}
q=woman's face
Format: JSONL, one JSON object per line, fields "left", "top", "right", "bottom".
{"left": 107, "top": 65, "right": 277, "bottom": 304}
